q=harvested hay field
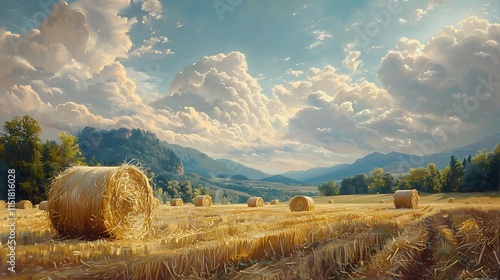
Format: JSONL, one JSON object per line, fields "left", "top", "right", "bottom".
{"left": 1, "top": 193, "right": 499, "bottom": 279}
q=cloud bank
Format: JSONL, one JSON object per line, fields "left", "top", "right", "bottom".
{"left": 0, "top": 0, "right": 498, "bottom": 172}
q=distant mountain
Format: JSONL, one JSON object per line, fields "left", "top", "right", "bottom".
{"left": 161, "top": 142, "right": 271, "bottom": 179}
{"left": 303, "top": 151, "right": 412, "bottom": 184}
{"left": 78, "top": 127, "right": 184, "bottom": 175}
{"left": 423, "top": 133, "right": 500, "bottom": 169}
{"left": 260, "top": 174, "right": 302, "bottom": 184}
{"left": 216, "top": 159, "right": 271, "bottom": 180}
{"left": 286, "top": 133, "right": 500, "bottom": 184}
{"left": 162, "top": 142, "right": 226, "bottom": 178}
{"left": 284, "top": 164, "right": 349, "bottom": 182}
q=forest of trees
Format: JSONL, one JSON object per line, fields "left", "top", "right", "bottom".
{"left": 318, "top": 146, "right": 500, "bottom": 196}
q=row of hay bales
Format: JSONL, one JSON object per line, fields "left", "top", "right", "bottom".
{"left": 0, "top": 200, "right": 35, "bottom": 209}
{"left": 35, "top": 164, "right": 471, "bottom": 241}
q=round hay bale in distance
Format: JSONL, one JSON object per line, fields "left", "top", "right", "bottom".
{"left": 47, "top": 165, "right": 155, "bottom": 240}
{"left": 16, "top": 200, "right": 33, "bottom": 209}
{"left": 328, "top": 199, "right": 334, "bottom": 204}
{"left": 464, "top": 201, "right": 471, "bottom": 204}
{"left": 247, "top": 197, "right": 264, "bottom": 207}
{"left": 448, "top": 198, "right": 455, "bottom": 203}
{"left": 393, "top": 189, "right": 419, "bottom": 209}
{"left": 379, "top": 200, "right": 385, "bottom": 203}
{"left": 170, "top": 198, "right": 183, "bottom": 206}
{"left": 271, "top": 199, "right": 279, "bottom": 205}
{"left": 39, "top": 201, "right": 48, "bottom": 210}
{"left": 289, "top": 196, "right": 315, "bottom": 212}
{"left": 194, "top": 195, "right": 212, "bottom": 207}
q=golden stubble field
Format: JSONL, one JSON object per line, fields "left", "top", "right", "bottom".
{"left": 1, "top": 193, "right": 499, "bottom": 280}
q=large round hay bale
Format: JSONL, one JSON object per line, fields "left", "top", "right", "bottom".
{"left": 47, "top": 165, "right": 154, "bottom": 240}
{"left": 16, "top": 200, "right": 33, "bottom": 209}
{"left": 0, "top": 200, "right": 6, "bottom": 209}
{"left": 271, "top": 199, "right": 279, "bottom": 205}
{"left": 247, "top": 197, "right": 264, "bottom": 207}
{"left": 393, "top": 189, "right": 419, "bottom": 209}
{"left": 39, "top": 201, "right": 48, "bottom": 210}
{"left": 170, "top": 198, "right": 183, "bottom": 206}
{"left": 289, "top": 196, "right": 315, "bottom": 212}
{"left": 194, "top": 195, "right": 212, "bottom": 207}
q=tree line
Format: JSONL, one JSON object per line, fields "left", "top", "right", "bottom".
{"left": 318, "top": 145, "right": 500, "bottom": 196}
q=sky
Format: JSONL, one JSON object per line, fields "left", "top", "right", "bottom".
{"left": 0, "top": 0, "right": 499, "bottom": 174}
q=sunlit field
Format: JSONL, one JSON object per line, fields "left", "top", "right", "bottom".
{"left": 1, "top": 193, "right": 499, "bottom": 279}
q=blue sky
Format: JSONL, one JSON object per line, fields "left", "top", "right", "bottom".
{"left": 0, "top": 0, "right": 499, "bottom": 173}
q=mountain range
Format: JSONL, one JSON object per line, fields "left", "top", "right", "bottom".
{"left": 283, "top": 133, "right": 500, "bottom": 183}
{"left": 77, "top": 127, "right": 499, "bottom": 184}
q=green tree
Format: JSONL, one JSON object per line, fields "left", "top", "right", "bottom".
{"left": 368, "top": 167, "right": 388, "bottom": 193}
{"left": 352, "top": 174, "right": 368, "bottom": 194}
{"left": 440, "top": 166, "right": 451, "bottom": 191}
{"left": 427, "top": 163, "right": 441, "bottom": 192}
{"left": 59, "top": 132, "right": 86, "bottom": 166}
{"left": 460, "top": 161, "right": 490, "bottom": 192}
{"left": 166, "top": 180, "right": 180, "bottom": 198}
{"left": 393, "top": 173, "right": 407, "bottom": 192}
{"left": 180, "top": 180, "right": 193, "bottom": 202}
{"left": 0, "top": 115, "right": 44, "bottom": 202}
{"left": 443, "top": 156, "right": 463, "bottom": 192}
{"left": 406, "top": 167, "right": 429, "bottom": 192}
{"left": 489, "top": 145, "right": 500, "bottom": 191}
{"left": 340, "top": 177, "right": 356, "bottom": 195}
{"left": 318, "top": 180, "right": 340, "bottom": 196}
{"left": 441, "top": 156, "right": 464, "bottom": 192}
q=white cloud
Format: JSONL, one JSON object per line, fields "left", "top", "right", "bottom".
{"left": 342, "top": 50, "right": 362, "bottom": 73}
{"left": 309, "top": 30, "right": 332, "bottom": 49}
{"left": 286, "top": 69, "right": 304, "bottom": 77}
{"left": 0, "top": 0, "right": 498, "bottom": 173}
{"left": 378, "top": 15, "right": 500, "bottom": 152}
{"left": 414, "top": 0, "right": 447, "bottom": 21}
{"left": 134, "top": 0, "right": 163, "bottom": 20}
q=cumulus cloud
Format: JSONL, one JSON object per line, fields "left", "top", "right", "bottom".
{"left": 0, "top": 0, "right": 498, "bottom": 173}
{"left": 378, "top": 16, "right": 500, "bottom": 151}
{"left": 133, "top": 0, "right": 163, "bottom": 20}
{"left": 342, "top": 50, "right": 362, "bottom": 73}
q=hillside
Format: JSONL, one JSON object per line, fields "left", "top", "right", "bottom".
{"left": 77, "top": 127, "right": 184, "bottom": 175}
{"left": 260, "top": 174, "right": 302, "bottom": 184}
{"left": 216, "top": 159, "right": 271, "bottom": 180}
{"left": 162, "top": 142, "right": 272, "bottom": 179}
